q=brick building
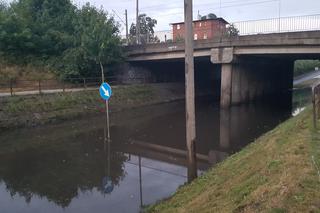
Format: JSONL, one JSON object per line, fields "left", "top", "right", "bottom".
{"left": 171, "top": 18, "right": 229, "bottom": 41}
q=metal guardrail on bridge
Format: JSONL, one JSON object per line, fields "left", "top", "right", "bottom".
{"left": 124, "top": 14, "right": 320, "bottom": 44}
{"left": 233, "top": 14, "right": 320, "bottom": 35}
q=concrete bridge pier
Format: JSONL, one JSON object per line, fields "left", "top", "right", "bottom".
{"left": 212, "top": 48, "right": 294, "bottom": 108}
{"left": 220, "top": 64, "right": 233, "bottom": 108}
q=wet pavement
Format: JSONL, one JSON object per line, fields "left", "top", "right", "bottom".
{"left": 0, "top": 92, "right": 307, "bottom": 213}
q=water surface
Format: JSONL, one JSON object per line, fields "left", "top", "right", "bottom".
{"left": 0, "top": 97, "right": 297, "bottom": 213}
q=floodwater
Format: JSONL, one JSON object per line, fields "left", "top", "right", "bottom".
{"left": 0, "top": 91, "right": 308, "bottom": 213}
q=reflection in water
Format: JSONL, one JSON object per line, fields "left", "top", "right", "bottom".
{"left": 102, "top": 141, "right": 113, "bottom": 194}
{"left": 0, "top": 97, "right": 296, "bottom": 213}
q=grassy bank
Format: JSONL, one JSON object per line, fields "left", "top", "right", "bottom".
{"left": 147, "top": 108, "right": 320, "bottom": 213}
{"left": 0, "top": 84, "right": 184, "bottom": 131}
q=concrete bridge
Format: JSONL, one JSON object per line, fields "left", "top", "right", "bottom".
{"left": 125, "top": 31, "right": 320, "bottom": 107}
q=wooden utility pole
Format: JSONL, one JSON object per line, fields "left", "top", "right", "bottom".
{"left": 125, "top": 9, "right": 129, "bottom": 44}
{"left": 136, "top": 0, "right": 140, "bottom": 44}
{"left": 184, "top": 0, "right": 197, "bottom": 182}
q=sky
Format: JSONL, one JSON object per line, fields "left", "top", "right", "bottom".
{"left": 4, "top": 0, "right": 320, "bottom": 35}
{"left": 72, "top": 0, "right": 320, "bottom": 34}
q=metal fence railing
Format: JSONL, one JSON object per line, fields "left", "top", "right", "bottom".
{"left": 224, "top": 14, "right": 320, "bottom": 35}
{"left": 126, "top": 14, "right": 320, "bottom": 45}
{"left": 0, "top": 76, "right": 148, "bottom": 97}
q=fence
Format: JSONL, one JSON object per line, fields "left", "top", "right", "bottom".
{"left": 233, "top": 14, "right": 320, "bottom": 35}
{"left": 122, "top": 30, "right": 173, "bottom": 44}
{"left": 0, "top": 76, "right": 147, "bottom": 97}
{"left": 312, "top": 82, "right": 320, "bottom": 129}
{"left": 126, "top": 14, "right": 320, "bottom": 45}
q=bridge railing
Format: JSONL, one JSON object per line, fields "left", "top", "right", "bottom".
{"left": 124, "top": 14, "right": 320, "bottom": 45}
{"left": 233, "top": 14, "right": 320, "bottom": 35}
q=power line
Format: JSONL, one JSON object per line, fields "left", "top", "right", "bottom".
{"left": 112, "top": 9, "right": 126, "bottom": 25}
{"left": 140, "top": 0, "right": 278, "bottom": 12}
{"left": 139, "top": 0, "right": 278, "bottom": 19}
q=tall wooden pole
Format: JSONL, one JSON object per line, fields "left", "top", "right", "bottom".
{"left": 125, "top": 9, "right": 129, "bottom": 44}
{"left": 184, "top": 0, "right": 197, "bottom": 182}
{"left": 136, "top": 0, "right": 140, "bottom": 44}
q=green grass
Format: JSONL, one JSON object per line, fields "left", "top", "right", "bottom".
{"left": 0, "top": 84, "right": 186, "bottom": 130}
{"left": 146, "top": 107, "right": 320, "bottom": 213}
{"left": 1, "top": 85, "right": 155, "bottom": 114}
{"left": 2, "top": 91, "right": 98, "bottom": 113}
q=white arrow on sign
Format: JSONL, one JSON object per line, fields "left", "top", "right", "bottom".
{"left": 101, "top": 85, "right": 110, "bottom": 97}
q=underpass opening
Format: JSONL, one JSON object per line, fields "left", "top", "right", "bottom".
{"left": 119, "top": 57, "right": 221, "bottom": 102}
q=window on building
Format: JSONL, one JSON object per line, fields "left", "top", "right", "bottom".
{"left": 177, "top": 24, "right": 180, "bottom": 30}
{"left": 194, "top": 34, "right": 198, "bottom": 40}
{"left": 204, "top": 33, "right": 207, "bottom": 39}
{"left": 199, "top": 22, "right": 202, "bottom": 27}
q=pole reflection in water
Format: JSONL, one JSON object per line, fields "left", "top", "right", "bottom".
{"left": 219, "top": 108, "right": 231, "bottom": 149}
{"left": 138, "top": 156, "right": 143, "bottom": 208}
{"left": 102, "top": 125, "right": 114, "bottom": 194}
{"left": 102, "top": 114, "right": 144, "bottom": 207}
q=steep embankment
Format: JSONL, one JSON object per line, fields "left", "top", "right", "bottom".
{"left": 147, "top": 108, "right": 320, "bottom": 213}
{"left": 0, "top": 83, "right": 185, "bottom": 131}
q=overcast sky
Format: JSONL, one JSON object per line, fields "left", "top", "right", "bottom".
{"left": 73, "top": 0, "right": 320, "bottom": 34}
{"left": 5, "top": 0, "right": 320, "bottom": 34}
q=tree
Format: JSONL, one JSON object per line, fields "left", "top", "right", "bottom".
{"left": 0, "top": 0, "right": 124, "bottom": 79}
{"left": 225, "top": 24, "right": 239, "bottom": 37}
{"left": 0, "top": 0, "right": 76, "bottom": 58}
{"left": 129, "top": 14, "right": 158, "bottom": 44}
{"left": 61, "top": 3, "right": 123, "bottom": 79}
{"left": 294, "top": 60, "right": 320, "bottom": 77}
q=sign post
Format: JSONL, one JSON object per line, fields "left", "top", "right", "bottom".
{"left": 99, "top": 82, "right": 112, "bottom": 141}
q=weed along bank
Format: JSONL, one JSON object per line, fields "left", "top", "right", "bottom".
{"left": 1, "top": 0, "right": 320, "bottom": 212}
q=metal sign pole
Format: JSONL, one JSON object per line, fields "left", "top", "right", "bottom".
{"left": 100, "top": 64, "right": 111, "bottom": 142}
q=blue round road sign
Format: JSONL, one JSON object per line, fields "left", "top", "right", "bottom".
{"left": 99, "top": 83, "right": 112, "bottom": 101}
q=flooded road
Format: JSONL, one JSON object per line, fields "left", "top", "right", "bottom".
{"left": 0, "top": 94, "right": 304, "bottom": 213}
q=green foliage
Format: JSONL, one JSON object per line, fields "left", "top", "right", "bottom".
{"left": 294, "top": 60, "right": 320, "bottom": 77}
{"left": 129, "top": 14, "right": 158, "bottom": 44}
{"left": 224, "top": 24, "right": 239, "bottom": 37}
{"left": 0, "top": 0, "right": 124, "bottom": 79}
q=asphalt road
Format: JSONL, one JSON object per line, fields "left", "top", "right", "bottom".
{"left": 294, "top": 70, "right": 320, "bottom": 86}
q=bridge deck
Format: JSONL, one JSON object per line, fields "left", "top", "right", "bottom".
{"left": 126, "top": 31, "right": 320, "bottom": 61}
